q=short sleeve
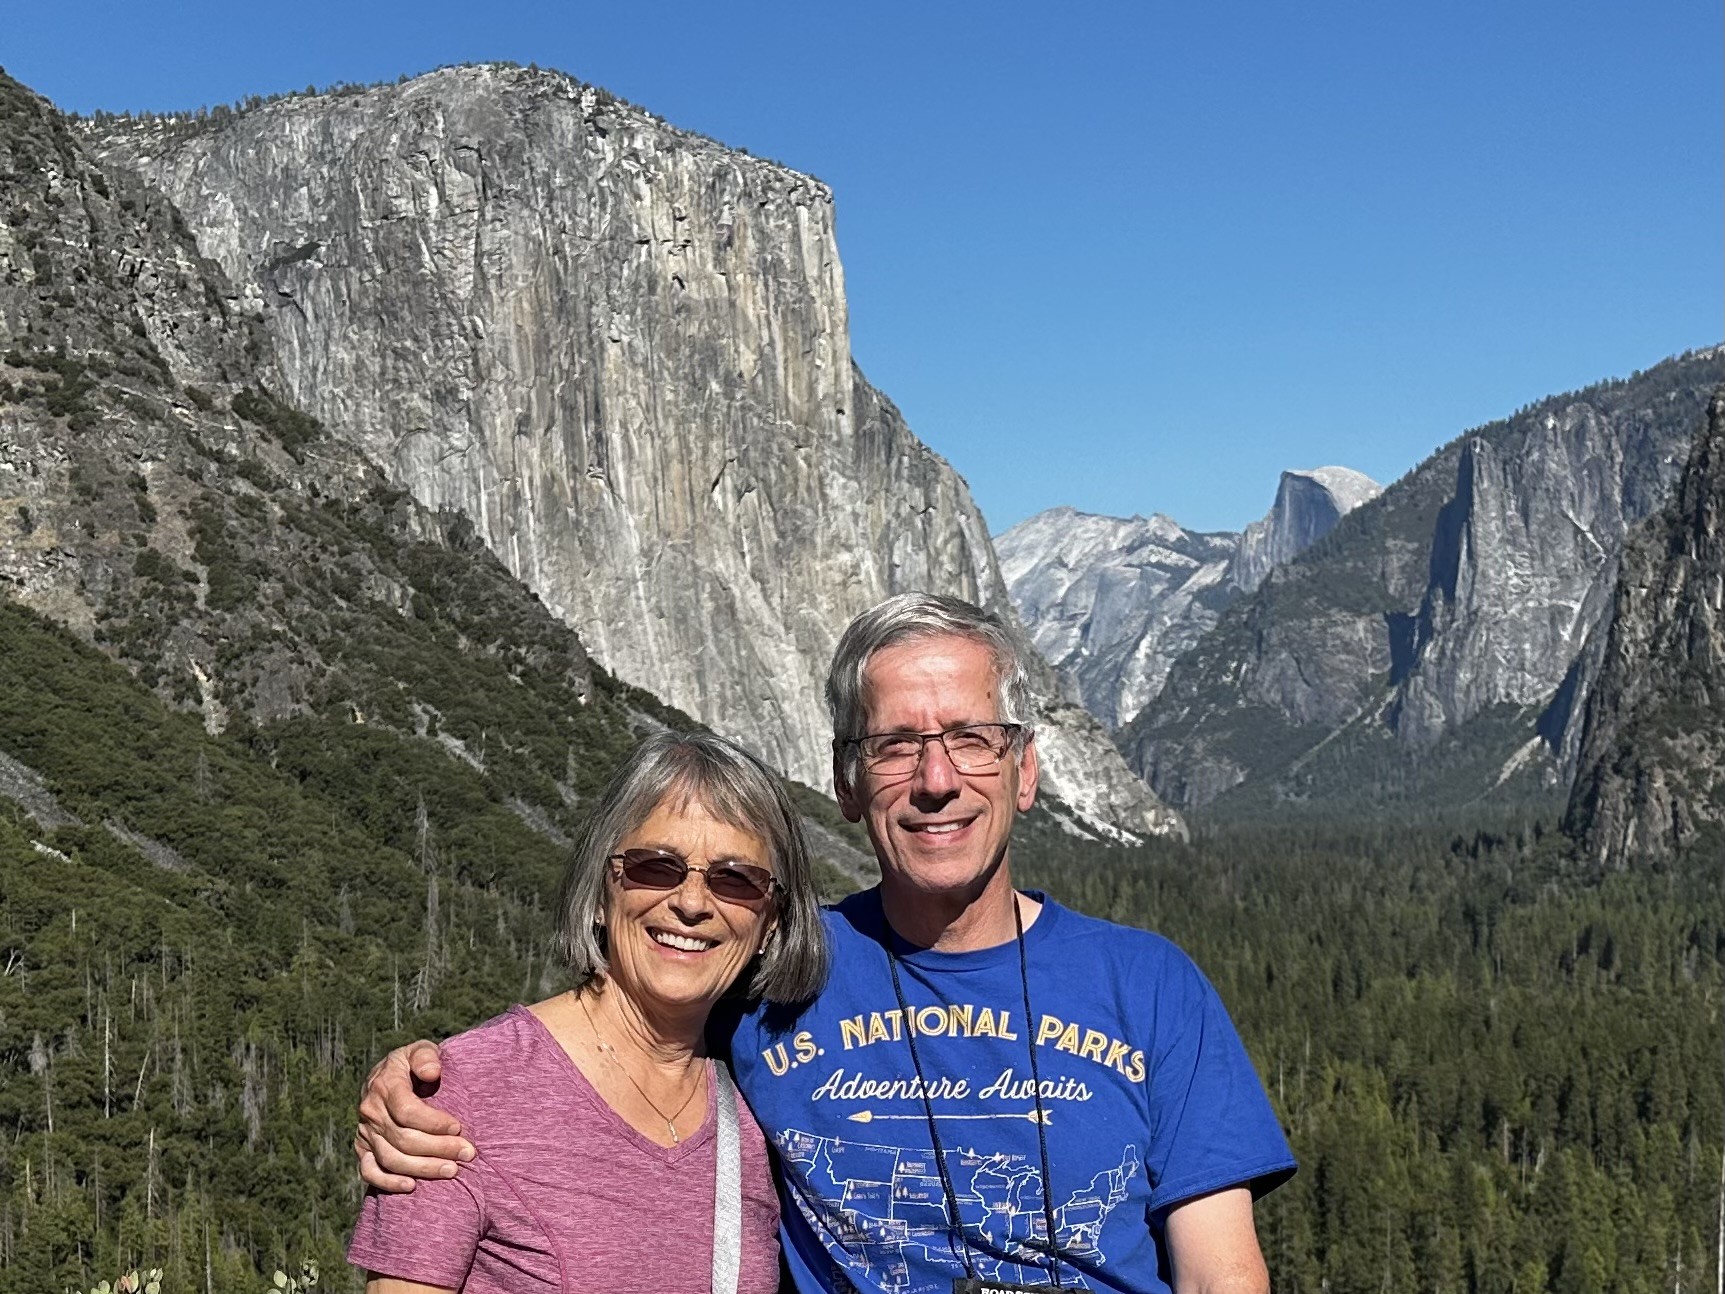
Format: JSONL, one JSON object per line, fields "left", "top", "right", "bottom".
{"left": 1142, "top": 953, "right": 1296, "bottom": 1216}
{"left": 346, "top": 1063, "right": 489, "bottom": 1288}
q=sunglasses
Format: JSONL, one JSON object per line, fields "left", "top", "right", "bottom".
{"left": 608, "top": 848, "right": 781, "bottom": 904}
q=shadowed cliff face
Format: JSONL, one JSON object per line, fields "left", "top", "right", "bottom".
{"left": 1393, "top": 401, "right": 1656, "bottom": 746}
{"left": 90, "top": 65, "right": 1179, "bottom": 836}
{"left": 1566, "top": 387, "right": 1725, "bottom": 865}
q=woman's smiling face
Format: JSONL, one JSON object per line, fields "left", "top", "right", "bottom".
{"left": 601, "top": 795, "right": 778, "bottom": 1019}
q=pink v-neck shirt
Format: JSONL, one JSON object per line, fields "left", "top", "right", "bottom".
{"left": 348, "top": 1005, "right": 781, "bottom": 1292}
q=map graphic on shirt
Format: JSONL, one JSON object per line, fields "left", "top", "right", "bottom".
{"left": 777, "top": 1125, "right": 1140, "bottom": 1292}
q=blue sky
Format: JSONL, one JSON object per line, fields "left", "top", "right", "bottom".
{"left": 8, "top": 1, "right": 1720, "bottom": 533}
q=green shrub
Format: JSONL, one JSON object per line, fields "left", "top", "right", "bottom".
{"left": 232, "top": 386, "right": 322, "bottom": 459}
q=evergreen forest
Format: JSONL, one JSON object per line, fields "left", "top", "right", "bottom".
{"left": 1, "top": 597, "right": 1718, "bottom": 1294}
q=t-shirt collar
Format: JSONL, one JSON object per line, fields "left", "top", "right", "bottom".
{"left": 857, "top": 885, "right": 1063, "bottom": 973}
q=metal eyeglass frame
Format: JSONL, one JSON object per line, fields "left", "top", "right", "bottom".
{"left": 843, "top": 722, "right": 1024, "bottom": 774}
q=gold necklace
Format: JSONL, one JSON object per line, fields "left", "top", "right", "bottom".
{"left": 577, "top": 992, "right": 705, "bottom": 1144}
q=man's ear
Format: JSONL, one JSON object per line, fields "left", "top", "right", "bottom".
{"left": 1015, "top": 731, "right": 1040, "bottom": 813}
{"left": 833, "top": 744, "right": 863, "bottom": 822}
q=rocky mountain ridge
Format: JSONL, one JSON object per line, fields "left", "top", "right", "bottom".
{"left": 1118, "top": 349, "right": 1720, "bottom": 816}
{"left": 88, "top": 63, "right": 1180, "bottom": 839}
{"left": 1566, "top": 386, "right": 1725, "bottom": 864}
{"left": 0, "top": 68, "right": 896, "bottom": 893}
{"left": 998, "top": 467, "right": 1380, "bottom": 731}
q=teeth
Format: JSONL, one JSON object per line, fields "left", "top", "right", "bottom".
{"left": 919, "top": 822, "right": 964, "bottom": 834}
{"left": 652, "top": 931, "right": 717, "bottom": 952}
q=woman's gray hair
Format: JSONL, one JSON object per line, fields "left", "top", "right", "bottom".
{"left": 556, "top": 730, "right": 828, "bottom": 1004}
{"left": 825, "top": 592, "right": 1034, "bottom": 790}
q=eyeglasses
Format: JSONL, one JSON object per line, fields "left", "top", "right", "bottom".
{"left": 608, "top": 848, "right": 781, "bottom": 904}
{"left": 844, "top": 722, "right": 1023, "bottom": 776}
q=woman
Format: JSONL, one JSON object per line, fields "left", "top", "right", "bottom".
{"left": 347, "top": 731, "right": 828, "bottom": 1293}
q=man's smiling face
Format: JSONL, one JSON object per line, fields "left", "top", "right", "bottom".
{"left": 836, "top": 633, "right": 1038, "bottom": 907}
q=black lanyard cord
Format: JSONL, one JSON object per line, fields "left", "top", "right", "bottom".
{"left": 886, "top": 942, "right": 976, "bottom": 1279}
{"left": 882, "top": 893, "right": 1066, "bottom": 1288}
{"left": 1014, "top": 895, "right": 1065, "bottom": 1287}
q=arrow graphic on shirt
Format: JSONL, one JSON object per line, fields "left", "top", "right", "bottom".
{"left": 846, "top": 1109, "right": 1051, "bottom": 1125}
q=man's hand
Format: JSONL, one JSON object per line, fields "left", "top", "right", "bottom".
{"left": 1164, "top": 1187, "right": 1269, "bottom": 1294}
{"left": 354, "top": 1040, "right": 475, "bottom": 1192}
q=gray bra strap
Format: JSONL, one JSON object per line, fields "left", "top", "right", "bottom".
{"left": 711, "top": 1062, "right": 742, "bottom": 1294}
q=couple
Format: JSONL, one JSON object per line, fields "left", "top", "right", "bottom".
{"left": 351, "top": 593, "right": 1295, "bottom": 1293}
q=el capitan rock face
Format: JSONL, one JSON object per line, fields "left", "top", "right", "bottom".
{"left": 91, "top": 65, "right": 1179, "bottom": 837}
{"left": 998, "top": 468, "right": 1380, "bottom": 732}
{"left": 1566, "top": 387, "right": 1725, "bottom": 865}
{"left": 0, "top": 66, "right": 885, "bottom": 888}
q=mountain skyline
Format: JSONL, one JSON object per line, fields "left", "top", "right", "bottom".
{"left": 6, "top": 0, "right": 1719, "bottom": 535}
{"left": 1116, "top": 347, "right": 1720, "bottom": 818}
{"left": 998, "top": 466, "right": 1382, "bottom": 730}
{"left": 5, "top": 53, "right": 1714, "bottom": 836}
{"left": 80, "top": 64, "right": 1183, "bottom": 840}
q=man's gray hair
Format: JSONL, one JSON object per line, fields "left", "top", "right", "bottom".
{"left": 825, "top": 592, "right": 1034, "bottom": 788}
{"left": 556, "top": 730, "right": 828, "bottom": 1005}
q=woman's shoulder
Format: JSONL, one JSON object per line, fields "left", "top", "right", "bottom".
{"left": 434, "top": 1006, "right": 563, "bottom": 1100}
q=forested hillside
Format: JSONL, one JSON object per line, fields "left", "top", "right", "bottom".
{"left": 9, "top": 606, "right": 1718, "bottom": 1294}
{"left": 0, "top": 597, "right": 589, "bottom": 1287}
{"left": 1017, "top": 825, "right": 1722, "bottom": 1294}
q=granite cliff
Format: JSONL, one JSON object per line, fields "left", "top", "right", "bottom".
{"left": 998, "top": 468, "right": 1379, "bottom": 731}
{"left": 1117, "top": 350, "right": 1720, "bottom": 816}
{"left": 1565, "top": 387, "right": 1725, "bottom": 864}
{"left": 89, "top": 64, "right": 1179, "bottom": 838}
{"left": 1, "top": 67, "right": 599, "bottom": 785}
{"left": 1225, "top": 467, "right": 1382, "bottom": 593}
{"left": 0, "top": 69, "right": 893, "bottom": 890}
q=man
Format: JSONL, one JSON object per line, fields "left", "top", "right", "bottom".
{"left": 358, "top": 593, "right": 1294, "bottom": 1292}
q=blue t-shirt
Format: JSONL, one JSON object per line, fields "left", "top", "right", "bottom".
{"left": 728, "top": 888, "right": 1295, "bottom": 1294}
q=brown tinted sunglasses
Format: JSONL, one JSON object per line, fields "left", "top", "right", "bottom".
{"left": 608, "top": 848, "right": 781, "bottom": 904}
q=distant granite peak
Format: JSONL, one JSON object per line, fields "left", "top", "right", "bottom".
{"left": 1300, "top": 466, "right": 1382, "bottom": 511}
{"left": 1224, "top": 466, "right": 1384, "bottom": 594}
{"left": 998, "top": 466, "right": 1378, "bottom": 731}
